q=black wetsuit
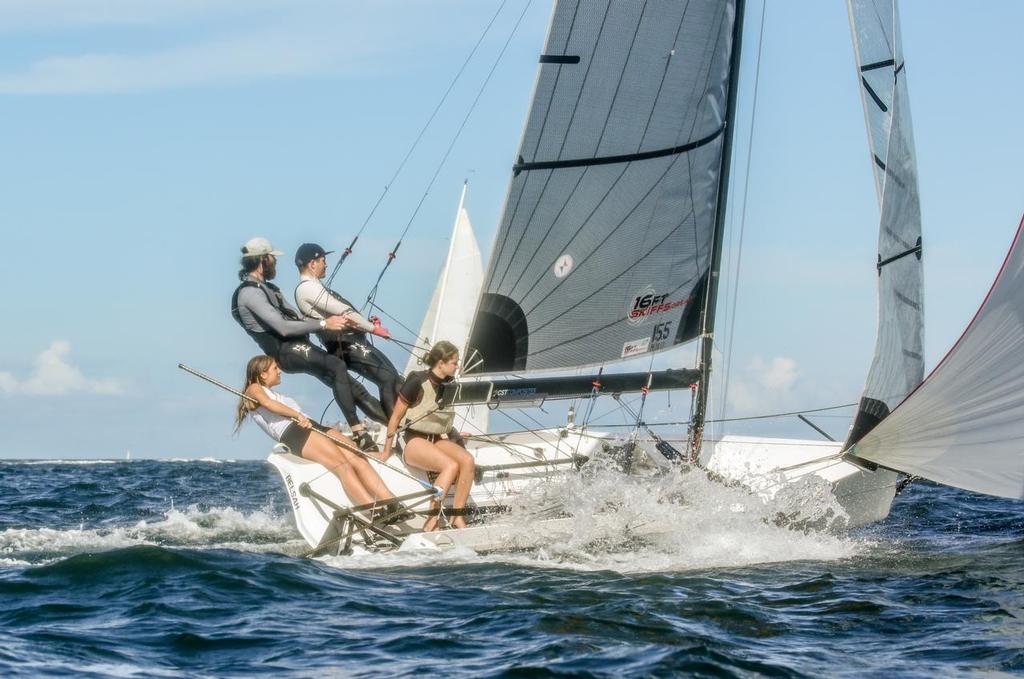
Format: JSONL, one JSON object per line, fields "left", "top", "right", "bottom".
{"left": 323, "top": 334, "right": 402, "bottom": 419}
{"left": 231, "top": 277, "right": 386, "bottom": 426}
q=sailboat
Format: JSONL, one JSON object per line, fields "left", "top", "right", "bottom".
{"left": 269, "top": 0, "right": 1021, "bottom": 556}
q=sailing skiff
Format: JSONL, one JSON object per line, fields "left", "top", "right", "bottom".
{"left": 269, "top": 0, "right": 1022, "bottom": 556}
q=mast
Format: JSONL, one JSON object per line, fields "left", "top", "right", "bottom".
{"left": 688, "top": 0, "right": 747, "bottom": 463}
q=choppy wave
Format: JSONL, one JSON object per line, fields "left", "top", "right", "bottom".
{"left": 0, "top": 459, "right": 1020, "bottom": 677}
{"left": 0, "top": 459, "right": 121, "bottom": 466}
{"left": 0, "top": 506, "right": 303, "bottom": 566}
{"left": 0, "top": 457, "right": 239, "bottom": 465}
{"left": 328, "top": 457, "right": 868, "bottom": 574}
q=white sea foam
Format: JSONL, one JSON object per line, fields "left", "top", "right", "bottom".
{"left": 331, "top": 454, "right": 871, "bottom": 574}
{"left": 0, "top": 505, "right": 303, "bottom": 566}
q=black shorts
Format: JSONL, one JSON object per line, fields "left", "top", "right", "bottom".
{"left": 280, "top": 421, "right": 330, "bottom": 456}
{"left": 403, "top": 430, "right": 444, "bottom": 445}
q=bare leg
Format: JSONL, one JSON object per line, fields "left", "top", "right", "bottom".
{"left": 436, "top": 440, "right": 475, "bottom": 529}
{"left": 299, "top": 436, "right": 375, "bottom": 506}
{"left": 403, "top": 437, "right": 459, "bottom": 532}
{"left": 326, "top": 430, "right": 395, "bottom": 501}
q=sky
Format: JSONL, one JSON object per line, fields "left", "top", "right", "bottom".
{"left": 1, "top": 0, "right": 1022, "bottom": 459}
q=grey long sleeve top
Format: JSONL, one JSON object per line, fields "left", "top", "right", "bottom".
{"left": 294, "top": 275, "right": 375, "bottom": 333}
{"left": 235, "top": 277, "right": 322, "bottom": 338}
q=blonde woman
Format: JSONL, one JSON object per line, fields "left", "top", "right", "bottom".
{"left": 235, "top": 355, "right": 395, "bottom": 507}
{"left": 382, "top": 341, "right": 475, "bottom": 531}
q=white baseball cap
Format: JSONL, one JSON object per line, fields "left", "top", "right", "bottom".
{"left": 241, "top": 237, "right": 284, "bottom": 257}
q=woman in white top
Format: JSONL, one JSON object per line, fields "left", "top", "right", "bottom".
{"left": 234, "top": 355, "right": 395, "bottom": 507}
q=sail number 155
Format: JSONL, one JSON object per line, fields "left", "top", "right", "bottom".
{"left": 651, "top": 321, "right": 672, "bottom": 343}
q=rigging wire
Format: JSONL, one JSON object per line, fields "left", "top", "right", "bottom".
{"left": 363, "top": 0, "right": 535, "bottom": 312}
{"left": 718, "top": 0, "right": 768, "bottom": 432}
{"left": 317, "top": 0, "right": 510, "bottom": 300}
{"left": 588, "top": 401, "right": 857, "bottom": 428}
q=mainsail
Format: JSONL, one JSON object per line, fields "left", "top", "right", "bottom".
{"left": 851, "top": 217, "right": 1024, "bottom": 499}
{"left": 467, "top": 0, "right": 740, "bottom": 374}
{"left": 844, "top": 0, "right": 925, "bottom": 446}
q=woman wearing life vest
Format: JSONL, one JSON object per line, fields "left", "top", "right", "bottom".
{"left": 382, "top": 341, "right": 475, "bottom": 531}
{"left": 235, "top": 355, "right": 396, "bottom": 507}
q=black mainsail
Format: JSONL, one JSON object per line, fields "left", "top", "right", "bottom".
{"left": 466, "top": 0, "right": 742, "bottom": 375}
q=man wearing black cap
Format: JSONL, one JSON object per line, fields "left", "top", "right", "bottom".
{"left": 231, "top": 237, "right": 386, "bottom": 452}
{"left": 294, "top": 243, "right": 404, "bottom": 419}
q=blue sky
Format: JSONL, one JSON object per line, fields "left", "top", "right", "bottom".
{"left": 1, "top": 1, "right": 1021, "bottom": 458}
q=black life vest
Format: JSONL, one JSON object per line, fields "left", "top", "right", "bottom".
{"left": 231, "top": 279, "right": 304, "bottom": 357}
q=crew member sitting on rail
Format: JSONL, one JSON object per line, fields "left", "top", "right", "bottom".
{"left": 381, "top": 341, "right": 475, "bottom": 532}
{"left": 230, "top": 237, "right": 385, "bottom": 452}
{"left": 292, "top": 242, "right": 403, "bottom": 419}
{"left": 235, "top": 355, "right": 396, "bottom": 507}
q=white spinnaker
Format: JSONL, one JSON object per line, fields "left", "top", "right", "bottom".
{"left": 406, "top": 184, "right": 488, "bottom": 434}
{"left": 853, "top": 217, "right": 1024, "bottom": 499}
{"left": 845, "top": 0, "right": 925, "bottom": 445}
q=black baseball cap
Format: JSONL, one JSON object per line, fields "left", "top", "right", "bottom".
{"left": 295, "top": 243, "right": 334, "bottom": 268}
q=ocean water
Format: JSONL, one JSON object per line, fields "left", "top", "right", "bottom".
{"left": 0, "top": 458, "right": 1021, "bottom": 677}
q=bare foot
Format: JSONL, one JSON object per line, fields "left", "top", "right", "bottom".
{"left": 451, "top": 516, "right": 468, "bottom": 530}
{"left": 422, "top": 515, "right": 440, "bottom": 532}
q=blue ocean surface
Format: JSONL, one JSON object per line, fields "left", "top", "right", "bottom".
{"left": 0, "top": 458, "right": 1021, "bottom": 677}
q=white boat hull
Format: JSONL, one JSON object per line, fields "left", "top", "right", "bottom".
{"left": 700, "top": 434, "right": 898, "bottom": 529}
{"left": 269, "top": 428, "right": 899, "bottom": 556}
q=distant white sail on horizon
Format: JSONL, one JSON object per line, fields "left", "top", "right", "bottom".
{"left": 406, "top": 183, "right": 489, "bottom": 435}
{"left": 852, "top": 215, "right": 1024, "bottom": 499}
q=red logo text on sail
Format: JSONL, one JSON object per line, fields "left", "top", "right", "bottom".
{"left": 627, "top": 288, "right": 690, "bottom": 325}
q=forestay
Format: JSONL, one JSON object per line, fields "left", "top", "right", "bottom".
{"left": 467, "top": 0, "right": 739, "bottom": 374}
{"left": 851, "top": 217, "right": 1024, "bottom": 500}
{"left": 844, "top": 0, "right": 925, "bottom": 446}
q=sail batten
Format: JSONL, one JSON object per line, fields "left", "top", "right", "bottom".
{"left": 468, "top": 0, "right": 739, "bottom": 374}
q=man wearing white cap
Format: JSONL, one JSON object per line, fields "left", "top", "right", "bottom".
{"left": 230, "top": 237, "right": 385, "bottom": 452}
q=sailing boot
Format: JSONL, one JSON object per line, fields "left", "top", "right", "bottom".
{"left": 353, "top": 429, "right": 379, "bottom": 453}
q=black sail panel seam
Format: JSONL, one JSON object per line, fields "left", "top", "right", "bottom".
{"left": 513, "top": 125, "right": 725, "bottom": 174}
{"left": 488, "top": 0, "right": 583, "bottom": 289}
{"left": 860, "top": 58, "right": 895, "bottom": 72}
{"left": 491, "top": 0, "right": 609, "bottom": 290}
{"left": 518, "top": 3, "right": 729, "bottom": 316}
{"left": 526, "top": 216, "right": 693, "bottom": 349}
{"left": 498, "top": 1, "right": 641, "bottom": 292}
{"left": 503, "top": 2, "right": 692, "bottom": 297}
{"left": 513, "top": 164, "right": 632, "bottom": 304}
{"left": 521, "top": 152, "right": 686, "bottom": 317}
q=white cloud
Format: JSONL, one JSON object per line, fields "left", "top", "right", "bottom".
{"left": 0, "top": 1, "right": 280, "bottom": 31}
{"left": 0, "top": 28, "right": 377, "bottom": 94}
{"left": 725, "top": 355, "right": 799, "bottom": 416}
{"left": 0, "top": 341, "right": 124, "bottom": 396}
{"left": 0, "top": 2, "right": 475, "bottom": 94}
